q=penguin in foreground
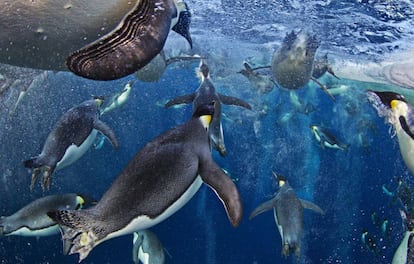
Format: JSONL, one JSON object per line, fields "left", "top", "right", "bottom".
{"left": 392, "top": 209, "right": 414, "bottom": 264}
{"left": 24, "top": 98, "right": 119, "bottom": 191}
{"left": 48, "top": 102, "right": 242, "bottom": 262}
{"left": 249, "top": 173, "right": 324, "bottom": 258}
{"left": 132, "top": 230, "right": 165, "bottom": 264}
{"left": 66, "top": 0, "right": 193, "bottom": 80}
{"left": 165, "top": 60, "right": 252, "bottom": 156}
{"left": 366, "top": 90, "right": 414, "bottom": 177}
{"left": 0, "top": 193, "right": 94, "bottom": 237}
{"left": 310, "top": 125, "right": 349, "bottom": 152}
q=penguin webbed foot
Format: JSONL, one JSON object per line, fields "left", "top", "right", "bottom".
{"left": 30, "top": 167, "right": 53, "bottom": 191}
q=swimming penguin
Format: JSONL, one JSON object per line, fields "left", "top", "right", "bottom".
{"left": 249, "top": 173, "right": 324, "bottom": 258}
{"left": 392, "top": 209, "right": 414, "bottom": 264}
{"left": 0, "top": 193, "right": 94, "bottom": 237}
{"left": 100, "top": 81, "right": 135, "bottom": 116}
{"left": 132, "top": 230, "right": 165, "bottom": 264}
{"left": 361, "top": 230, "right": 380, "bottom": 255}
{"left": 271, "top": 30, "right": 319, "bottom": 90}
{"left": 310, "top": 125, "right": 349, "bottom": 152}
{"left": 165, "top": 60, "right": 252, "bottom": 156}
{"left": 135, "top": 50, "right": 202, "bottom": 82}
{"left": 238, "top": 62, "right": 276, "bottom": 95}
{"left": 24, "top": 98, "right": 119, "bottom": 191}
{"left": 66, "top": 0, "right": 193, "bottom": 80}
{"left": 383, "top": 178, "right": 414, "bottom": 214}
{"left": 0, "top": 1, "right": 192, "bottom": 81}
{"left": 366, "top": 90, "right": 414, "bottom": 177}
{"left": 47, "top": 102, "right": 243, "bottom": 262}
{"left": 312, "top": 53, "right": 340, "bottom": 80}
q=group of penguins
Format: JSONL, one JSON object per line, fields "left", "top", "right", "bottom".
{"left": 1, "top": 0, "right": 414, "bottom": 263}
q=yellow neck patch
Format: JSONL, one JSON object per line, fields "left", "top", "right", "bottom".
{"left": 390, "top": 99, "right": 400, "bottom": 110}
{"left": 199, "top": 115, "right": 212, "bottom": 129}
{"left": 95, "top": 98, "right": 104, "bottom": 107}
{"left": 76, "top": 196, "right": 85, "bottom": 209}
{"left": 279, "top": 180, "right": 286, "bottom": 187}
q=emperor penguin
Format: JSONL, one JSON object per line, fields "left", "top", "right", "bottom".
{"left": 392, "top": 209, "right": 414, "bottom": 264}
{"left": 165, "top": 60, "right": 252, "bottom": 156}
{"left": 238, "top": 62, "right": 276, "bottom": 95}
{"left": 23, "top": 98, "right": 119, "bottom": 191}
{"left": 135, "top": 50, "right": 203, "bottom": 82}
{"left": 310, "top": 125, "right": 349, "bottom": 152}
{"left": 66, "top": 0, "right": 193, "bottom": 80}
{"left": 47, "top": 102, "right": 243, "bottom": 262}
{"left": 0, "top": 0, "right": 192, "bottom": 81}
{"left": 100, "top": 81, "right": 135, "bottom": 116}
{"left": 249, "top": 173, "right": 324, "bottom": 258}
{"left": 271, "top": 30, "right": 319, "bottom": 90}
{"left": 0, "top": 193, "right": 94, "bottom": 237}
{"left": 132, "top": 230, "right": 165, "bottom": 264}
{"left": 366, "top": 90, "right": 414, "bottom": 176}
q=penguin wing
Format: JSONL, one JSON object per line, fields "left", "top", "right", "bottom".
{"left": 218, "top": 94, "right": 252, "bottom": 110}
{"left": 165, "top": 93, "right": 195, "bottom": 108}
{"left": 299, "top": 199, "right": 324, "bottom": 215}
{"left": 198, "top": 157, "right": 242, "bottom": 227}
{"left": 249, "top": 197, "right": 278, "bottom": 220}
{"left": 93, "top": 120, "right": 119, "bottom": 149}
{"left": 399, "top": 115, "right": 414, "bottom": 140}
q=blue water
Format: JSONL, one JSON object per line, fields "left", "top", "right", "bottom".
{"left": 1, "top": 0, "right": 414, "bottom": 263}
{"left": 0, "top": 63, "right": 412, "bottom": 264}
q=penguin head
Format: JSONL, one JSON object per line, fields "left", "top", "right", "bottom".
{"left": 92, "top": 95, "right": 105, "bottom": 107}
{"left": 272, "top": 172, "right": 287, "bottom": 187}
{"left": 76, "top": 194, "right": 97, "bottom": 209}
{"left": 193, "top": 101, "right": 216, "bottom": 130}
{"left": 196, "top": 60, "right": 210, "bottom": 81}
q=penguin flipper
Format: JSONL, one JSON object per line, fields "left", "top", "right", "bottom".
{"left": 299, "top": 199, "right": 324, "bottom": 214}
{"left": 94, "top": 120, "right": 119, "bottom": 149}
{"left": 165, "top": 94, "right": 195, "bottom": 108}
{"left": 47, "top": 210, "right": 105, "bottom": 262}
{"left": 249, "top": 198, "right": 277, "bottom": 220}
{"left": 218, "top": 94, "right": 252, "bottom": 110}
{"left": 199, "top": 158, "right": 242, "bottom": 227}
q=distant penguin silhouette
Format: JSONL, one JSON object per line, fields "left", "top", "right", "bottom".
{"left": 135, "top": 50, "right": 202, "bottom": 82}
{"left": 132, "top": 230, "right": 165, "bottom": 264}
{"left": 165, "top": 60, "right": 252, "bottom": 156}
{"left": 367, "top": 90, "right": 414, "bottom": 176}
{"left": 24, "top": 98, "right": 119, "bottom": 191}
{"left": 238, "top": 62, "right": 276, "bottom": 95}
{"left": 249, "top": 173, "right": 324, "bottom": 258}
{"left": 310, "top": 125, "right": 349, "bottom": 152}
{"left": 100, "top": 81, "right": 134, "bottom": 116}
{"left": 48, "top": 102, "right": 242, "bottom": 262}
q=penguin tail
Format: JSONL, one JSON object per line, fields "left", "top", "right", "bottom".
{"left": 47, "top": 210, "right": 104, "bottom": 262}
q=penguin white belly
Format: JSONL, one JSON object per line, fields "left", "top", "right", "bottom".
{"left": 396, "top": 126, "right": 414, "bottom": 176}
{"left": 56, "top": 129, "right": 98, "bottom": 170}
{"left": 8, "top": 225, "right": 59, "bottom": 237}
{"left": 138, "top": 247, "right": 150, "bottom": 264}
{"left": 392, "top": 231, "right": 410, "bottom": 264}
{"left": 103, "top": 176, "right": 203, "bottom": 244}
{"left": 273, "top": 209, "right": 284, "bottom": 241}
